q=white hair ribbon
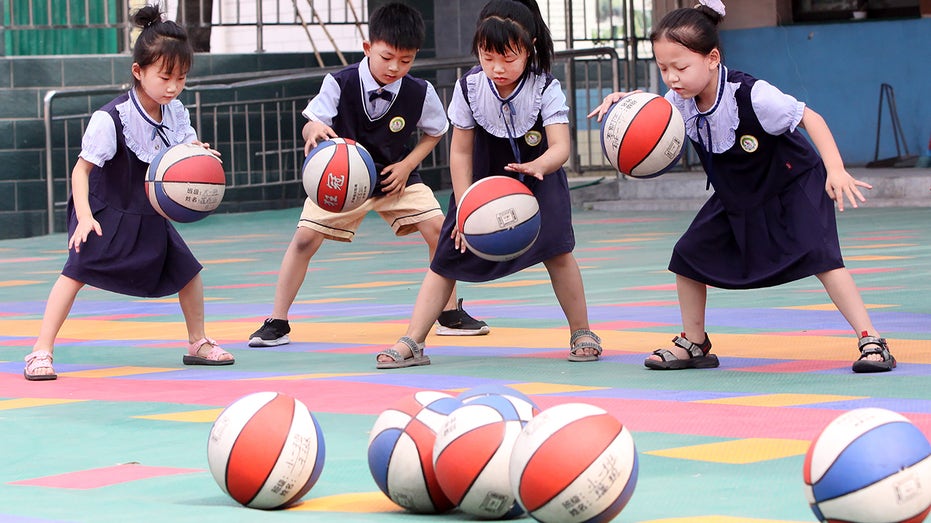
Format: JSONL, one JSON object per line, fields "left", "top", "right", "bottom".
{"left": 697, "top": 0, "right": 726, "bottom": 16}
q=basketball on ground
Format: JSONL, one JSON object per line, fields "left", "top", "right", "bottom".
{"left": 804, "top": 407, "right": 931, "bottom": 523}
{"left": 206, "top": 391, "right": 325, "bottom": 510}
{"left": 509, "top": 402, "right": 638, "bottom": 523}
{"left": 367, "top": 390, "right": 461, "bottom": 513}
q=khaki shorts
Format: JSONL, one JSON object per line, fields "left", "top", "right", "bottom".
{"left": 297, "top": 182, "right": 444, "bottom": 242}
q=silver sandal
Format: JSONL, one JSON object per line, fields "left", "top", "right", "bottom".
{"left": 568, "top": 329, "right": 603, "bottom": 362}
{"left": 376, "top": 336, "right": 431, "bottom": 369}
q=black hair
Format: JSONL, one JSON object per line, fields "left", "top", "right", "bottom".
{"left": 368, "top": 2, "right": 425, "bottom": 51}
{"left": 649, "top": 5, "right": 723, "bottom": 56}
{"left": 472, "top": 0, "right": 554, "bottom": 75}
{"left": 130, "top": 4, "right": 193, "bottom": 84}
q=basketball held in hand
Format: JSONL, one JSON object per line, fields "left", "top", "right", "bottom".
{"left": 302, "top": 138, "right": 378, "bottom": 213}
{"left": 145, "top": 142, "right": 226, "bottom": 223}
{"left": 600, "top": 92, "right": 685, "bottom": 179}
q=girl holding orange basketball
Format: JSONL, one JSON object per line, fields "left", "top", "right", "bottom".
{"left": 23, "top": 5, "right": 233, "bottom": 380}
{"left": 376, "top": 0, "right": 602, "bottom": 368}
{"left": 588, "top": 0, "right": 894, "bottom": 373}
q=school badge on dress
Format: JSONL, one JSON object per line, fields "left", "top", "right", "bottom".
{"left": 389, "top": 116, "right": 406, "bottom": 133}
{"left": 740, "top": 134, "right": 759, "bottom": 153}
{"left": 524, "top": 130, "right": 542, "bottom": 146}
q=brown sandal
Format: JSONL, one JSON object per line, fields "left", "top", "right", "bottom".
{"left": 645, "top": 333, "right": 719, "bottom": 370}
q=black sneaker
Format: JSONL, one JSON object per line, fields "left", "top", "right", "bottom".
{"left": 435, "top": 299, "right": 490, "bottom": 336}
{"left": 248, "top": 318, "right": 291, "bottom": 347}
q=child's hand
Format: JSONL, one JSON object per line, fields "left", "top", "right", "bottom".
{"left": 380, "top": 162, "right": 413, "bottom": 196}
{"left": 68, "top": 217, "right": 102, "bottom": 253}
{"left": 825, "top": 168, "right": 871, "bottom": 212}
{"left": 586, "top": 91, "right": 641, "bottom": 122}
{"left": 302, "top": 121, "right": 337, "bottom": 155}
{"left": 504, "top": 162, "right": 544, "bottom": 180}
{"left": 450, "top": 225, "right": 467, "bottom": 253}
{"left": 192, "top": 140, "right": 222, "bottom": 161}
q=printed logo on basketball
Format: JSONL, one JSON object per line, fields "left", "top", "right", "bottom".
{"left": 496, "top": 208, "right": 519, "bottom": 228}
{"left": 740, "top": 135, "right": 759, "bottom": 153}
{"left": 524, "top": 131, "right": 542, "bottom": 147}
{"left": 389, "top": 116, "right": 406, "bottom": 133}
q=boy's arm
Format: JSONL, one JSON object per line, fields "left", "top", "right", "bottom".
{"left": 799, "top": 107, "right": 871, "bottom": 211}
{"left": 380, "top": 132, "right": 442, "bottom": 196}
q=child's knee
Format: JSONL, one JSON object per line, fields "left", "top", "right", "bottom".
{"left": 291, "top": 228, "right": 325, "bottom": 253}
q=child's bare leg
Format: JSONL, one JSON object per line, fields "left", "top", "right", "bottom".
{"left": 270, "top": 227, "right": 325, "bottom": 319}
{"left": 415, "top": 215, "right": 459, "bottom": 311}
{"left": 378, "top": 270, "right": 455, "bottom": 362}
{"left": 179, "top": 274, "right": 231, "bottom": 361}
{"left": 27, "top": 275, "right": 84, "bottom": 376}
{"left": 817, "top": 268, "right": 882, "bottom": 362}
{"left": 543, "top": 253, "right": 598, "bottom": 357}
{"left": 647, "top": 274, "right": 707, "bottom": 362}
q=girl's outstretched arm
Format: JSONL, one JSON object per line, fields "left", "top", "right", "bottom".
{"left": 799, "top": 107, "right": 872, "bottom": 212}
{"left": 449, "top": 126, "right": 476, "bottom": 252}
{"left": 68, "top": 158, "right": 102, "bottom": 252}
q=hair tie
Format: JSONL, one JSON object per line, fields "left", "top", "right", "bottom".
{"left": 695, "top": 0, "right": 726, "bottom": 16}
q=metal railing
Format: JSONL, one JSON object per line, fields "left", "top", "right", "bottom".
{"left": 43, "top": 47, "right": 634, "bottom": 233}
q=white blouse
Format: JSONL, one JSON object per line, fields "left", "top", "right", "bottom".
{"left": 665, "top": 65, "right": 805, "bottom": 154}
{"left": 80, "top": 88, "right": 197, "bottom": 166}
{"left": 448, "top": 69, "right": 569, "bottom": 138}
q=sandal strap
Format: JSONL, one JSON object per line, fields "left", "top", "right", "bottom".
{"left": 397, "top": 336, "right": 425, "bottom": 358}
{"left": 25, "top": 350, "right": 54, "bottom": 365}
{"left": 858, "top": 335, "right": 891, "bottom": 360}
{"left": 672, "top": 333, "right": 711, "bottom": 358}
{"left": 376, "top": 348, "right": 404, "bottom": 363}
{"left": 650, "top": 348, "right": 677, "bottom": 362}
{"left": 570, "top": 329, "right": 603, "bottom": 356}
{"left": 189, "top": 338, "right": 231, "bottom": 360}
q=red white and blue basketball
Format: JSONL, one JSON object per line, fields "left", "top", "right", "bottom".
{"left": 600, "top": 92, "right": 685, "bottom": 178}
{"left": 367, "top": 390, "right": 461, "bottom": 513}
{"left": 145, "top": 142, "right": 225, "bottom": 222}
{"left": 433, "top": 395, "right": 527, "bottom": 519}
{"left": 803, "top": 407, "right": 931, "bottom": 523}
{"left": 302, "top": 137, "right": 377, "bottom": 213}
{"left": 458, "top": 384, "right": 540, "bottom": 425}
{"left": 207, "top": 391, "right": 326, "bottom": 510}
{"left": 456, "top": 176, "right": 541, "bottom": 262}
{"left": 509, "top": 403, "right": 638, "bottom": 523}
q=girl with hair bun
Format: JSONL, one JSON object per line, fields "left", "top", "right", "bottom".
{"left": 23, "top": 4, "right": 234, "bottom": 380}
{"left": 589, "top": 0, "right": 894, "bottom": 373}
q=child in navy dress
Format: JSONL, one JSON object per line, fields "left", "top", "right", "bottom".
{"left": 589, "top": 0, "right": 895, "bottom": 373}
{"left": 23, "top": 5, "right": 234, "bottom": 380}
{"left": 247, "top": 2, "right": 489, "bottom": 348}
{"left": 376, "top": 0, "right": 603, "bottom": 368}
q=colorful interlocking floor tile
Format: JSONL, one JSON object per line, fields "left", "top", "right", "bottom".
{"left": 1, "top": 204, "right": 929, "bottom": 522}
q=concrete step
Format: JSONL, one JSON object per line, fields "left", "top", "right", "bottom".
{"left": 570, "top": 166, "right": 931, "bottom": 211}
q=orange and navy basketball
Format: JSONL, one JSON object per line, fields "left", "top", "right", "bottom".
{"left": 803, "top": 407, "right": 931, "bottom": 523}
{"left": 302, "top": 138, "right": 377, "bottom": 213}
{"left": 206, "top": 391, "right": 325, "bottom": 510}
{"left": 367, "top": 391, "right": 461, "bottom": 513}
{"left": 509, "top": 403, "right": 638, "bottom": 523}
{"left": 145, "top": 142, "right": 225, "bottom": 222}
{"left": 600, "top": 92, "right": 685, "bottom": 178}
{"left": 433, "top": 395, "right": 527, "bottom": 519}
{"left": 456, "top": 176, "right": 541, "bottom": 262}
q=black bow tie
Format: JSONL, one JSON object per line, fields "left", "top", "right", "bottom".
{"left": 369, "top": 90, "right": 393, "bottom": 103}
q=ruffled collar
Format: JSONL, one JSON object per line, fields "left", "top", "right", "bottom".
{"left": 466, "top": 71, "right": 548, "bottom": 139}
{"left": 667, "top": 65, "right": 741, "bottom": 154}
{"left": 116, "top": 88, "right": 189, "bottom": 163}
